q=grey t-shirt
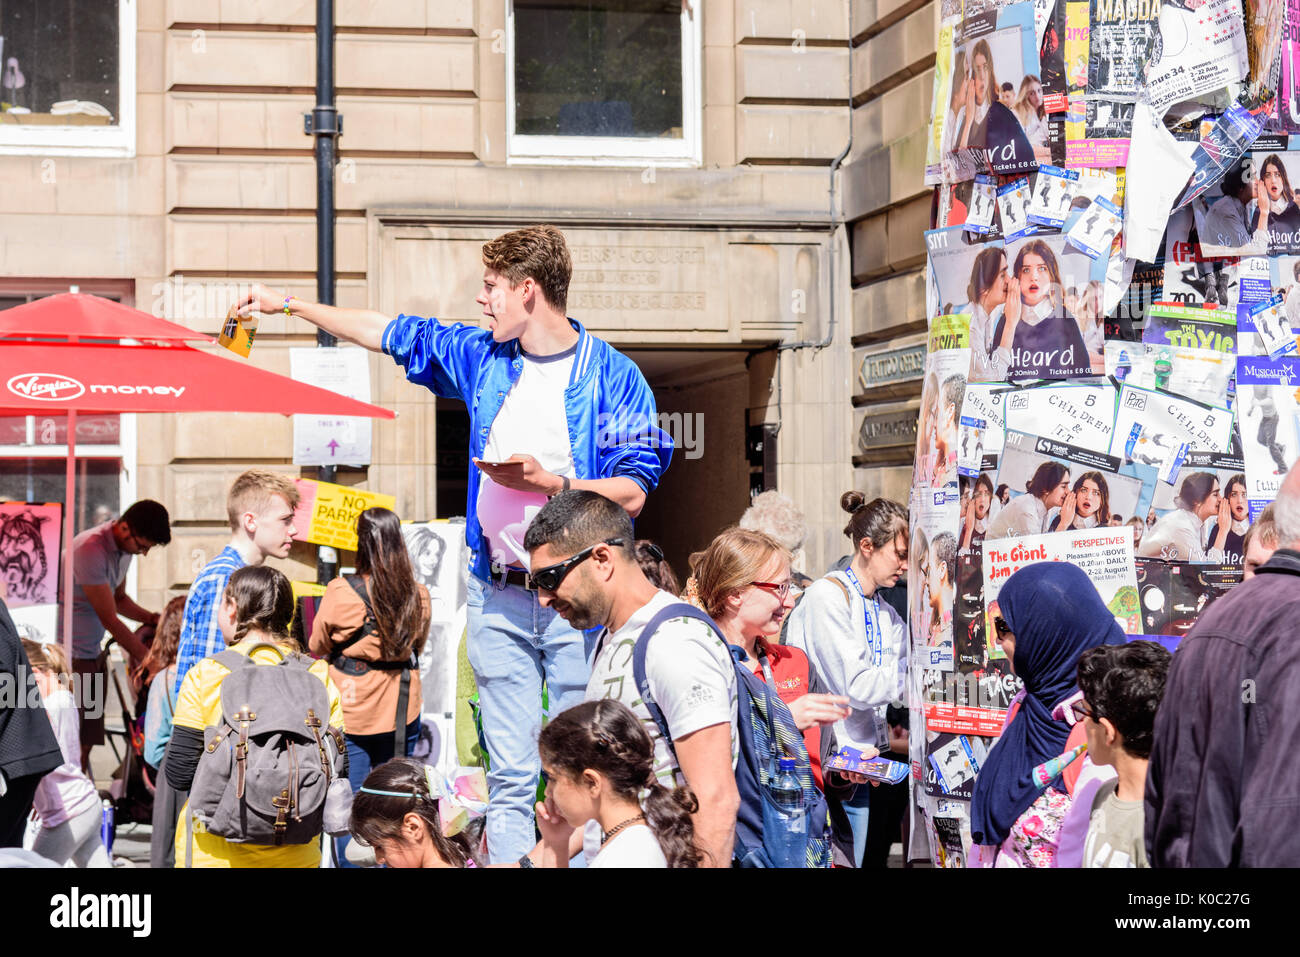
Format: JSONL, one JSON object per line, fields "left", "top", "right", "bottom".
{"left": 1082, "top": 778, "right": 1148, "bottom": 868}
{"left": 68, "top": 522, "right": 131, "bottom": 659}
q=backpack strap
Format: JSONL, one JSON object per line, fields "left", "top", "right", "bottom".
{"left": 824, "top": 575, "right": 853, "bottom": 607}
{"left": 334, "top": 575, "right": 416, "bottom": 677}
{"left": 213, "top": 648, "right": 250, "bottom": 672}
{"left": 630, "top": 602, "right": 726, "bottom": 765}
{"left": 330, "top": 575, "right": 377, "bottom": 664}
{"left": 394, "top": 670, "right": 412, "bottom": 760}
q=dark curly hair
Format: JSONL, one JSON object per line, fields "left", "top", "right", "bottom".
{"left": 538, "top": 699, "right": 701, "bottom": 868}
{"left": 1076, "top": 640, "right": 1172, "bottom": 760}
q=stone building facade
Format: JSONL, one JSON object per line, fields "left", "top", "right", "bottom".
{"left": 0, "top": 0, "right": 933, "bottom": 609}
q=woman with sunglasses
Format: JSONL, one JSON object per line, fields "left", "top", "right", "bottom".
{"left": 971, "top": 562, "right": 1126, "bottom": 867}
{"left": 686, "top": 527, "right": 847, "bottom": 866}
{"left": 687, "top": 528, "right": 850, "bottom": 786}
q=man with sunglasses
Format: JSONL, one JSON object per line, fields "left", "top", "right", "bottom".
{"left": 64, "top": 499, "right": 171, "bottom": 771}
{"left": 522, "top": 491, "right": 740, "bottom": 868}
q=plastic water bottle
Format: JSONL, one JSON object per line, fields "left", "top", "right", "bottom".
{"left": 768, "top": 757, "right": 807, "bottom": 868}
{"left": 100, "top": 799, "right": 115, "bottom": 858}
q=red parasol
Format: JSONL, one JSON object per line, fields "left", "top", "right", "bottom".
{"left": 0, "top": 294, "right": 395, "bottom": 660}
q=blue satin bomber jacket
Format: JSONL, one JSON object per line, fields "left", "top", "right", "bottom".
{"left": 382, "top": 314, "right": 674, "bottom": 582}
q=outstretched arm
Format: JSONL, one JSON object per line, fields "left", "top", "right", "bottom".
{"left": 237, "top": 283, "right": 392, "bottom": 352}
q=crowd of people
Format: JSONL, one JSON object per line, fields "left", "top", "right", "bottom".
{"left": 1, "top": 224, "right": 1297, "bottom": 869}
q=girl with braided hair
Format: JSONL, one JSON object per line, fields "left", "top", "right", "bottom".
{"left": 536, "top": 699, "right": 700, "bottom": 867}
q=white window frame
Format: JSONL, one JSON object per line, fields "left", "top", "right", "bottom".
{"left": 0, "top": 0, "right": 136, "bottom": 158}
{"left": 505, "top": 0, "right": 702, "bottom": 168}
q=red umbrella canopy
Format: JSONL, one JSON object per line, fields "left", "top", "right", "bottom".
{"left": 0, "top": 341, "right": 393, "bottom": 418}
{"left": 0, "top": 292, "right": 211, "bottom": 342}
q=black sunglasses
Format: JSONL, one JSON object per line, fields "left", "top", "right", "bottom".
{"left": 529, "top": 538, "right": 625, "bottom": 592}
{"left": 993, "top": 616, "right": 1012, "bottom": 638}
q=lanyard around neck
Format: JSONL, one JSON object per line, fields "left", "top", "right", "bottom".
{"left": 842, "top": 567, "right": 884, "bottom": 667}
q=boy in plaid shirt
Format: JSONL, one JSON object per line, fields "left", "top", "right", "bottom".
{"left": 173, "top": 471, "right": 300, "bottom": 694}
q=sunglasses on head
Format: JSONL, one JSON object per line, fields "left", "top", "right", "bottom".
{"left": 528, "top": 538, "right": 625, "bottom": 592}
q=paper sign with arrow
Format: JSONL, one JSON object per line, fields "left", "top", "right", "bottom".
{"left": 290, "top": 347, "right": 374, "bottom": 466}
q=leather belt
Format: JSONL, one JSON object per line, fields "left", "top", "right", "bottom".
{"left": 493, "top": 567, "right": 535, "bottom": 590}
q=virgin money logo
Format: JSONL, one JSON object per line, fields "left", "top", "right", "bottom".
{"left": 7, "top": 373, "right": 85, "bottom": 402}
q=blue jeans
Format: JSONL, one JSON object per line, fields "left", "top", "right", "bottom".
{"left": 466, "top": 575, "right": 589, "bottom": 863}
{"left": 334, "top": 718, "right": 421, "bottom": 868}
{"left": 842, "top": 785, "right": 872, "bottom": 867}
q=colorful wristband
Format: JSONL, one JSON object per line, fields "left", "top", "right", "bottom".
{"left": 283, "top": 295, "right": 295, "bottom": 316}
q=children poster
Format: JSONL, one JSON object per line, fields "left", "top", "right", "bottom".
{"left": 1109, "top": 383, "right": 1235, "bottom": 467}
{"left": 960, "top": 383, "right": 1009, "bottom": 455}
{"left": 1002, "top": 382, "right": 1118, "bottom": 453}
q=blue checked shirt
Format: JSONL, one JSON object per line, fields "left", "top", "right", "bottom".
{"left": 174, "top": 546, "right": 245, "bottom": 695}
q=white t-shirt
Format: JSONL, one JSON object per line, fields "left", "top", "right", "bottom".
{"left": 582, "top": 589, "right": 739, "bottom": 862}
{"left": 589, "top": 823, "right": 668, "bottom": 869}
{"left": 585, "top": 589, "right": 738, "bottom": 785}
{"left": 476, "top": 345, "right": 577, "bottom": 570}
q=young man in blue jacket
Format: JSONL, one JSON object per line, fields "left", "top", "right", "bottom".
{"left": 239, "top": 225, "right": 673, "bottom": 861}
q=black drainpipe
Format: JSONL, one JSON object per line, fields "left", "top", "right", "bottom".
{"left": 306, "top": 0, "right": 343, "bottom": 585}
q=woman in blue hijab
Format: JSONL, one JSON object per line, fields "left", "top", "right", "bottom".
{"left": 970, "top": 561, "right": 1126, "bottom": 866}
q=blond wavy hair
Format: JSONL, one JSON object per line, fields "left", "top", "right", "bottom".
{"left": 686, "top": 527, "right": 789, "bottom": 622}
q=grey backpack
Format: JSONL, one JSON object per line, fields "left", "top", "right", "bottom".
{"left": 188, "top": 643, "right": 349, "bottom": 847}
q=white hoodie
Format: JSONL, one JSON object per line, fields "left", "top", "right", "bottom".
{"left": 784, "top": 571, "right": 907, "bottom": 752}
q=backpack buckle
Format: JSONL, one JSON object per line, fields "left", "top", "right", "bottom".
{"left": 271, "top": 790, "right": 291, "bottom": 845}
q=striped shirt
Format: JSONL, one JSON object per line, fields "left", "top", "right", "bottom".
{"left": 174, "top": 546, "right": 245, "bottom": 695}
